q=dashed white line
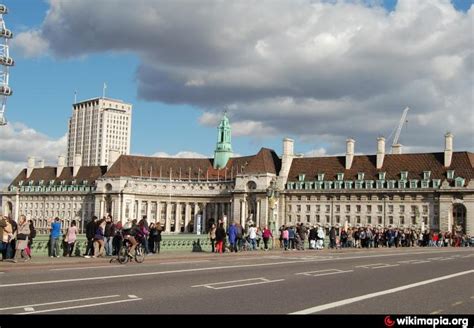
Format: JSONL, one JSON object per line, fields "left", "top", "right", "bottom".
{"left": 23, "top": 307, "right": 34, "bottom": 312}
{"left": 355, "top": 263, "right": 399, "bottom": 269}
{"left": 192, "top": 277, "right": 284, "bottom": 290}
{"left": 290, "top": 269, "right": 474, "bottom": 314}
{"left": 161, "top": 260, "right": 210, "bottom": 265}
{"left": 296, "top": 269, "right": 353, "bottom": 277}
{"left": 50, "top": 265, "right": 122, "bottom": 271}
{"left": 0, "top": 294, "right": 120, "bottom": 311}
{"left": 451, "top": 301, "right": 463, "bottom": 306}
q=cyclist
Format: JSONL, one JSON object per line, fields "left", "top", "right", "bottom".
{"left": 122, "top": 219, "right": 141, "bottom": 257}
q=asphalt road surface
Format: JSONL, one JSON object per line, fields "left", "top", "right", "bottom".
{"left": 0, "top": 247, "right": 473, "bottom": 315}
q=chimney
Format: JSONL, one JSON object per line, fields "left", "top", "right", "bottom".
{"left": 391, "top": 143, "right": 402, "bottom": 154}
{"left": 376, "top": 137, "right": 385, "bottom": 169}
{"left": 73, "top": 153, "right": 82, "bottom": 177}
{"left": 278, "top": 137, "right": 295, "bottom": 189}
{"left": 26, "top": 156, "right": 35, "bottom": 178}
{"left": 108, "top": 149, "right": 120, "bottom": 170}
{"left": 444, "top": 132, "right": 453, "bottom": 167}
{"left": 345, "top": 138, "right": 355, "bottom": 170}
{"left": 57, "top": 155, "right": 66, "bottom": 178}
{"left": 37, "top": 159, "right": 45, "bottom": 168}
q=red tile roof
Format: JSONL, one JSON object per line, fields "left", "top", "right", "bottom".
{"left": 287, "top": 152, "right": 474, "bottom": 182}
{"left": 10, "top": 166, "right": 108, "bottom": 187}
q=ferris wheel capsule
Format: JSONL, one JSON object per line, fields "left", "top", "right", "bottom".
{"left": 0, "top": 85, "right": 12, "bottom": 96}
{"left": 0, "top": 5, "right": 7, "bottom": 15}
{"left": 0, "top": 56, "right": 13, "bottom": 66}
{"left": 0, "top": 28, "right": 12, "bottom": 39}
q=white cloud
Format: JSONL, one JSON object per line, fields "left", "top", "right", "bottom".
{"left": 11, "top": 29, "right": 50, "bottom": 58}
{"left": 0, "top": 122, "right": 66, "bottom": 188}
{"left": 17, "top": 0, "right": 474, "bottom": 154}
{"left": 304, "top": 147, "right": 327, "bottom": 157}
{"left": 151, "top": 151, "right": 208, "bottom": 158}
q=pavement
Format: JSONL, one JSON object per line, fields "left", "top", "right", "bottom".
{"left": 0, "top": 247, "right": 473, "bottom": 315}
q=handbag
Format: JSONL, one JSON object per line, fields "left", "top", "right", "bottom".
{"left": 17, "top": 233, "right": 28, "bottom": 240}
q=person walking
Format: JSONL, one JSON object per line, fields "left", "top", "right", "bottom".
{"left": 65, "top": 220, "right": 78, "bottom": 257}
{"left": 262, "top": 225, "right": 273, "bottom": 251}
{"left": 84, "top": 216, "right": 98, "bottom": 258}
{"left": 24, "top": 220, "right": 36, "bottom": 260}
{"left": 92, "top": 219, "right": 106, "bottom": 258}
{"left": 0, "top": 216, "right": 12, "bottom": 261}
{"left": 104, "top": 216, "right": 115, "bottom": 256}
{"left": 49, "top": 217, "right": 61, "bottom": 258}
{"left": 209, "top": 223, "right": 216, "bottom": 253}
{"left": 13, "top": 215, "right": 30, "bottom": 263}
{"left": 215, "top": 222, "right": 226, "bottom": 254}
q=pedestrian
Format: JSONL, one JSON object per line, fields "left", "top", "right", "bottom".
{"left": 84, "top": 216, "right": 98, "bottom": 258}
{"left": 13, "top": 215, "right": 30, "bottom": 262}
{"left": 0, "top": 215, "right": 12, "bottom": 261}
{"left": 49, "top": 217, "right": 61, "bottom": 258}
{"left": 65, "top": 220, "right": 78, "bottom": 257}
{"left": 104, "top": 216, "right": 115, "bottom": 256}
{"left": 209, "top": 223, "right": 216, "bottom": 253}
{"left": 215, "top": 222, "right": 226, "bottom": 254}
{"left": 93, "top": 218, "right": 106, "bottom": 258}
{"left": 262, "top": 225, "right": 273, "bottom": 251}
{"left": 24, "top": 220, "right": 36, "bottom": 260}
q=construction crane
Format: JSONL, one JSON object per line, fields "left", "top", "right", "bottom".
{"left": 387, "top": 106, "right": 409, "bottom": 153}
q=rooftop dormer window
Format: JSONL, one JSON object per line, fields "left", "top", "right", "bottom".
{"left": 317, "top": 173, "right": 325, "bottom": 181}
{"left": 357, "top": 172, "right": 365, "bottom": 180}
{"left": 378, "top": 172, "right": 386, "bottom": 180}
{"left": 337, "top": 173, "right": 344, "bottom": 181}
{"left": 423, "top": 171, "right": 431, "bottom": 180}
{"left": 18, "top": 180, "right": 23, "bottom": 186}
{"left": 447, "top": 170, "right": 455, "bottom": 179}
{"left": 400, "top": 171, "right": 408, "bottom": 180}
{"left": 298, "top": 174, "right": 305, "bottom": 182}
{"left": 455, "top": 177, "right": 465, "bottom": 187}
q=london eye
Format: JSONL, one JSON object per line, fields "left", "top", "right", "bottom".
{"left": 0, "top": 4, "right": 13, "bottom": 126}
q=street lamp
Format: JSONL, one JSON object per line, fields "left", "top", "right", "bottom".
{"left": 266, "top": 178, "right": 280, "bottom": 248}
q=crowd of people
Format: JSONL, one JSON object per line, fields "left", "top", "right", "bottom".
{"left": 207, "top": 220, "right": 474, "bottom": 253}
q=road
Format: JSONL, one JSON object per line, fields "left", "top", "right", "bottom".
{"left": 0, "top": 247, "right": 473, "bottom": 315}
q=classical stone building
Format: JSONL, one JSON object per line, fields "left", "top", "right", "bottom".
{"left": 2, "top": 114, "right": 473, "bottom": 235}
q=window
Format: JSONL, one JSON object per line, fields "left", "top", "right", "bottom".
{"left": 298, "top": 174, "right": 305, "bottom": 182}
{"left": 389, "top": 216, "right": 394, "bottom": 224}
{"left": 455, "top": 177, "right": 465, "bottom": 187}
{"left": 365, "top": 180, "right": 374, "bottom": 189}
{"left": 324, "top": 181, "right": 333, "bottom": 189}
{"left": 288, "top": 215, "right": 292, "bottom": 222}
{"left": 306, "top": 205, "right": 311, "bottom": 212}
{"left": 378, "top": 216, "right": 382, "bottom": 224}
{"left": 423, "top": 216, "right": 428, "bottom": 224}
{"left": 447, "top": 170, "right": 455, "bottom": 179}
{"left": 316, "top": 205, "right": 320, "bottom": 212}
{"left": 421, "top": 180, "right": 430, "bottom": 188}
{"left": 326, "top": 215, "right": 330, "bottom": 223}
{"left": 387, "top": 180, "right": 396, "bottom": 189}
{"left": 400, "top": 216, "right": 405, "bottom": 224}
{"left": 377, "top": 205, "right": 383, "bottom": 213}
{"left": 345, "top": 215, "right": 350, "bottom": 223}
{"left": 316, "top": 215, "right": 320, "bottom": 222}
{"left": 379, "top": 172, "right": 386, "bottom": 180}
{"left": 400, "top": 171, "right": 408, "bottom": 180}
{"left": 287, "top": 205, "right": 292, "bottom": 212}
{"left": 344, "top": 181, "right": 353, "bottom": 189}
{"left": 335, "top": 215, "right": 340, "bottom": 223}
{"left": 306, "top": 215, "right": 311, "bottom": 223}
{"left": 356, "top": 216, "right": 360, "bottom": 223}
{"left": 346, "top": 205, "right": 351, "bottom": 212}
{"left": 411, "top": 205, "right": 418, "bottom": 214}
{"left": 358, "top": 172, "right": 365, "bottom": 180}
{"left": 325, "top": 205, "right": 330, "bottom": 213}
{"left": 317, "top": 173, "right": 325, "bottom": 181}
{"left": 355, "top": 181, "right": 363, "bottom": 189}
{"left": 422, "top": 205, "right": 428, "bottom": 213}
{"left": 432, "top": 179, "right": 441, "bottom": 188}
{"left": 334, "top": 181, "right": 343, "bottom": 189}
{"left": 400, "top": 205, "right": 405, "bottom": 213}
{"left": 297, "top": 205, "right": 301, "bottom": 212}
{"left": 388, "top": 205, "right": 393, "bottom": 213}
{"left": 423, "top": 171, "right": 431, "bottom": 180}
{"left": 335, "top": 205, "right": 340, "bottom": 213}
{"left": 398, "top": 180, "right": 407, "bottom": 189}
{"left": 356, "top": 205, "right": 361, "bottom": 213}
{"left": 367, "top": 205, "right": 372, "bottom": 213}
{"left": 410, "top": 180, "right": 418, "bottom": 188}
{"left": 411, "top": 216, "right": 416, "bottom": 224}
{"left": 337, "top": 173, "right": 344, "bottom": 181}
{"left": 367, "top": 216, "right": 372, "bottom": 224}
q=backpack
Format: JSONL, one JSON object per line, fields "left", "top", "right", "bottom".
{"left": 30, "top": 228, "right": 37, "bottom": 239}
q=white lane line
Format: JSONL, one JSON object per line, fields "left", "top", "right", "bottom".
{"left": 430, "top": 310, "right": 443, "bottom": 314}
{"left": 296, "top": 269, "right": 353, "bottom": 277}
{"left": 16, "top": 297, "right": 142, "bottom": 315}
{"left": 1, "top": 249, "right": 470, "bottom": 289}
{"left": 0, "top": 295, "right": 120, "bottom": 311}
{"left": 439, "top": 257, "right": 455, "bottom": 261}
{"left": 290, "top": 269, "right": 474, "bottom": 315}
{"left": 50, "top": 265, "right": 122, "bottom": 271}
{"left": 23, "top": 307, "right": 34, "bottom": 312}
{"left": 427, "top": 257, "right": 444, "bottom": 260}
{"left": 161, "top": 260, "right": 210, "bottom": 265}
{"left": 192, "top": 277, "right": 284, "bottom": 290}
{"left": 451, "top": 301, "right": 463, "bottom": 306}
{"left": 398, "top": 260, "right": 430, "bottom": 264}
{"left": 355, "top": 263, "right": 399, "bottom": 269}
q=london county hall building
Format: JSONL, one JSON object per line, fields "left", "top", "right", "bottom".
{"left": 1, "top": 114, "right": 473, "bottom": 236}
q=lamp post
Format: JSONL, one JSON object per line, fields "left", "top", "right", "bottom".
{"left": 266, "top": 178, "right": 280, "bottom": 249}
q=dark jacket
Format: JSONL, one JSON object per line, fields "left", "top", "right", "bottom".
{"left": 86, "top": 220, "right": 97, "bottom": 240}
{"left": 216, "top": 226, "right": 226, "bottom": 242}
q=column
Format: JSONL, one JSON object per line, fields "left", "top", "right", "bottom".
{"left": 184, "top": 203, "right": 190, "bottom": 233}
{"left": 202, "top": 203, "right": 207, "bottom": 232}
{"left": 256, "top": 200, "right": 261, "bottom": 227}
{"left": 176, "top": 202, "right": 182, "bottom": 233}
{"left": 156, "top": 201, "right": 161, "bottom": 224}
{"left": 165, "top": 202, "right": 171, "bottom": 233}
{"left": 100, "top": 199, "right": 105, "bottom": 219}
{"left": 194, "top": 203, "right": 199, "bottom": 233}
{"left": 265, "top": 197, "right": 269, "bottom": 227}
{"left": 147, "top": 200, "right": 152, "bottom": 221}
{"left": 241, "top": 200, "right": 246, "bottom": 226}
{"left": 14, "top": 193, "right": 19, "bottom": 222}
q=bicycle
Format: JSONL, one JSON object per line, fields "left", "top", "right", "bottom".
{"left": 116, "top": 237, "right": 145, "bottom": 264}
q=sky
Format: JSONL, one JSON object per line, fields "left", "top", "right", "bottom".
{"left": 0, "top": 0, "right": 472, "bottom": 188}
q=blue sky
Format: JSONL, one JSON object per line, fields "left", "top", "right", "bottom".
{"left": 0, "top": 0, "right": 472, "bottom": 187}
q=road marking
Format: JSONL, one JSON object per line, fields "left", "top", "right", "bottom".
{"left": 438, "top": 257, "right": 455, "bottom": 261}
{"left": 296, "top": 269, "right": 353, "bottom": 277}
{"left": 128, "top": 295, "right": 138, "bottom": 299}
{"left": 192, "top": 277, "right": 284, "bottom": 290}
{"left": 23, "top": 307, "right": 34, "bottom": 312}
{"left": 355, "top": 263, "right": 399, "bottom": 269}
{"left": 430, "top": 310, "right": 443, "bottom": 314}
{"left": 451, "top": 301, "right": 463, "bottom": 306}
{"left": 161, "top": 260, "right": 210, "bottom": 265}
{"left": 427, "top": 257, "right": 444, "bottom": 260}
{"left": 1, "top": 249, "right": 470, "bottom": 289}
{"left": 471, "top": 296, "right": 474, "bottom": 299}
{"left": 50, "top": 265, "right": 122, "bottom": 271}
{"left": 396, "top": 260, "right": 430, "bottom": 264}
{"left": 463, "top": 254, "right": 474, "bottom": 258}
{"left": 0, "top": 295, "right": 120, "bottom": 311}
{"left": 290, "top": 269, "right": 474, "bottom": 314}
{"left": 17, "top": 297, "right": 142, "bottom": 315}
